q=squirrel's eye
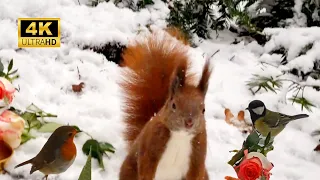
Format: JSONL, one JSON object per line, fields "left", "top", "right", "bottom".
{"left": 172, "top": 103, "right": 176, "bottom": 110}
{"left": 202, "top": 108, "right": 205, "bottom": 114}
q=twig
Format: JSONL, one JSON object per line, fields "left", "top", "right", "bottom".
{"left": 291, "top": 87, "right": 302, "bottom": 105}
{"left": 279, "top": 79, "right": 320, "bottom": 88}
{"left": 288, "top": 83, "right": 299, "bottom": 92}
{"left": 210, "top": 49, "right": 220, "bottom": 58}
{"left": 77, "top": 66, "right": 81, "bottom": 80}
{"left": 15, "top": 85, "right": 20, "bottom": 92}
{"left": 260, "top": 61, "right": 278, "bottom": 68}
{"left": 229, "top": 55, "right": 235, "bottom": 61}
{"left": 302, "top": 87, "right": 305, "bottom": 98}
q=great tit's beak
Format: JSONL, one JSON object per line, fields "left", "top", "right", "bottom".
{"left": 245, "top": 107, "right": 249, "bottom": 110}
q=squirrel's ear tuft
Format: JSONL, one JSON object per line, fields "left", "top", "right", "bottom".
{"left": 198, "top": 59, "right": 212, "bottom": 96}
{"left": 170, "top": 63, "right": 186, "bottom": 97}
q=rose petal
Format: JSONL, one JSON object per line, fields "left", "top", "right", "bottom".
{"left": 9, "top": 121, "right": 24, "bottom": 133}
{"left": 244, "top": 157, "right": 262, "bottom": 167}
{"left": 225, "top": 176, "right": 240, "bottom": 180}
{"left": 4, "top": 92, "right": 14, "bottom": 103}
{"left": 0, "top": 116, "right": 11, "bottom": 123}
{"left": 237, "top": 160, "right": 262, "bottom": 180}
{"left": 0, "top": 111, "right": 25, "bottom": 141}
{"left": 246, "top": 152, "right": 273, "bottom": 171}
{"left": 0, "top": 81, "right": 5, "bottom": 100}
{"left": 0, "top": 77, "right": 15, "bottom": 93}
{"left": 1, "top": 110, "right": 25, "bottom": 124}
{"left": 0, "top": 121, "right": 14, "bottom": 130}
{"left": 1, "top": 129, "right": 21, "bottom": 149}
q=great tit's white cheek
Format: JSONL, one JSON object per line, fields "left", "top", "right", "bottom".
{"left": 252, "top": 107, "right": 265, "bottom": 115}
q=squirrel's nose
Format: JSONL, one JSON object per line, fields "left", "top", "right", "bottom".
{"left": 185, "top": 118, "right": 193, "bottom": 128}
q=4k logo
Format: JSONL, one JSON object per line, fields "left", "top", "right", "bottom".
{"left": 18, "top": 18, "right": 60, "bottom": 48}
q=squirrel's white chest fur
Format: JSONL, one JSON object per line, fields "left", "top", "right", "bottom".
{"left": 154, "top": 130, "right": 194, "bottom": 180}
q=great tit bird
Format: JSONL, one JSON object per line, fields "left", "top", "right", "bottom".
{"left": 246, "top": 100, "right": 309, "bottom": 138}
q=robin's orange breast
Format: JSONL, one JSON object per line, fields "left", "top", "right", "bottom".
{"left": 60, "top": 139, "right": 77, "bottom": 161}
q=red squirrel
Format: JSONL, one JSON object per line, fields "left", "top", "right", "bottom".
{"left": 118, "top": 28, "right": 212, "bottom": 180}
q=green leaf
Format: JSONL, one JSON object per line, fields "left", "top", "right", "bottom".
{"left": 228, "top": 149, "right": 239, "bottom": 153}
{"left": 21, "top": 112, "right": 42, "bottom": 131}
{"left": 260, "top": 175, "right": 267, "bottom": 180}
{"left": 248, "top": 144, "right": 263, "bottom": 152}
{"left": 82, "top": 139, "right": 105, "bottom": 169}
{"left": 246, "top": 74, "right": 282, "bottom": 94}
{"left": 7, "top": 59, "right": 13, "bottom": 72}
{"left": 227, "top": 148, "right": 245, "bottom": 166}
{"left": 0, "top": 71, "right": 5, "bottom": 77}
{"left": 78, "top": 146, "right": 92, "bottom": 180}
{"left": 21, "top": 131, "right": 35, "bottom": 144}
{"left": 99, "top": 142, "right": 116, "bottom": 154}
{"left": 289, "top": 96, "right": 315, "bottom": 112}
{"left": 38, "top": 122, "right": 63, "bottom": 133}
{"left": 26, "top": 103, "right": 43, "bottom": 113}
{"left": 264, "top": 132, "right": 271, "bottom": 146}
{"left": 245, "top": 131, "right": 261, "bottom": 147}
{"left": 8, "top": 69, "right": 18, "bottom": 75}
{"left": 0, "top": 60, "right": 4, "bottom": 73}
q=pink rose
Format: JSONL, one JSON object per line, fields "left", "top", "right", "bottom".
{"left": 0, "top": 110, "right": 25, "bottom": 149}
{"left": 0, "top": 77, "right": 15, "bottom": 103}
{"left": 234, "top": 150, "right": 273, "bottom": 180}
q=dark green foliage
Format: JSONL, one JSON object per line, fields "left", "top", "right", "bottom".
{"left": 250, "top": 0, "right": 295, "bottom": 30}
{"left": 89, "top": 0, "right": 154, "bottom": 10}
{"left": 114, "top": 0, "right": 154, "bottom": 11}
{"left": 301, "top": 0, "right": 320, "bottom": 27}
{"left": 0, "top": 59, "right": 19, "bottom": 83}
{"left": 221, "top": 0, "right": 258, "bottom": 31}
{"left": 83, "top": 42, "right": 126, "bottom": 65}
{"left": 228, "top": 131, "right": 274, "bottom": 166}
{"left": 166, "top": 0, "right": 221, "bottom": 41}
{"left": 82, "top": 139, "right": 116, "bottom": 169}
{"left": 269, "top": 42, "right": 320, "bottom": 85}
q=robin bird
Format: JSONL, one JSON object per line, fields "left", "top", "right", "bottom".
{"left": 246, "top": 100, "right": 309, "bottom": 138}
{"left": 15, "top": 125, "right": 80, "bottom": 180}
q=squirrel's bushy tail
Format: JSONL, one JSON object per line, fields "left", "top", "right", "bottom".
{"left": 119, "top": 29, "right": 192, "bottom": 146}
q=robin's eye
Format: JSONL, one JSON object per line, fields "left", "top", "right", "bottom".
{"left": 68, "top": 132, "right": 73, "bottom": 137}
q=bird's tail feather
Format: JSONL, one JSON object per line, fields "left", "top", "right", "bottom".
{"left": 282, "top": 114, "right": 309, "bottom": 124}
{"left": 14, "top": 158, "right": 33, "bottom": 169}
{"left": 291, "top": 114, "right": 309, "bottom": 120}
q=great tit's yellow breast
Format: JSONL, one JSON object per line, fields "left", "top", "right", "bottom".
{"left": 255, "top": 119, "right": 285, "bottom": 137}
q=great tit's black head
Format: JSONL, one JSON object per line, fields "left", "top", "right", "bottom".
{"left": 245, "top": 100, "right": 266, "bottom": 122}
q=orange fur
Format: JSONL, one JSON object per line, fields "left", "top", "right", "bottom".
{"left": 119, "top": 28, "right": 211, "bottom": 180}
{"left": 119, "top": 32, "right": 193, "bottom": 146}
{"left": 165, "top": 26, "right": 190, "bottom": 45}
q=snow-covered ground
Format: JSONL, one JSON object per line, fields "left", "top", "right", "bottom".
{"left": 1, "top": 0, "right": 320, "bottom": 179}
